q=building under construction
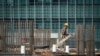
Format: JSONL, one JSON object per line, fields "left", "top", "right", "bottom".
{"left": 0, "top": 0, "right": 100, "bottom": 56}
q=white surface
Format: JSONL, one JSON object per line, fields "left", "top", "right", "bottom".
{"left": 52, "top": 44, "right": 56, "bottom": 52}
{"left": 20, "top": 45, "right": 25, "bottom": 54}
{"left": 51, "top": 33, "right": 58, "bottom": 38}
{"left": 65, "top": 45, "right": 69, "bottom": 53}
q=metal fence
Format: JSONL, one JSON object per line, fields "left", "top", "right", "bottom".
{"left": 0, "top": 20, "right": 51, "bottom": 56}
{"left": 0, "top": 20, "right": 34, "bottom": 55}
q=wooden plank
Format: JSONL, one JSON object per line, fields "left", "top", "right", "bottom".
{"left": 47, "top": 29, "right": 50, "bottom": 48}
{"left": 79, "top": 25, "right": 85, "bottom": 55}
{"left": 86, "top": 25, "right": 95, "bottom": 56}
{"left": 29, "top": 21, "right": 34, "bottom": 54}
{"left": 56, "top": 34, "right": 72, "bottom": 48}
{"left": 76, "top": 25, "right": 85, "bottom": 55}
{"left": 0, "top": 22, "right": 6, "bottom": 52}
{"left": 76, "top": 25, "right": 80, "bottom": 55}
{"left": 90, "top": 25, "right": 95, "bottom": 56}
{"left": 86, "top": 25, "right": 89, "bottom": 56}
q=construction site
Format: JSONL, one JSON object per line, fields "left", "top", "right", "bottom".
{"left": 0, "top": 0, "right": 100, "bottom": 56}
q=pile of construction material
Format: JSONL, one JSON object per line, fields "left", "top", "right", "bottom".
{"left": 33, "top": 49, "right": 53, "bottom": 56}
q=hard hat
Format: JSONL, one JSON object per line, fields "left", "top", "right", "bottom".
{"left": 64, "top": 23, "right": 68, "bottom": 26}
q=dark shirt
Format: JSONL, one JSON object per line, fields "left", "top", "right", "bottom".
{"left": 63, "top": 29, "right": 68, "bottom": 35}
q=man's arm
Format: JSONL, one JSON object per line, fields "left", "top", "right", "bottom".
{"left": 61, "top": 27, "right": 65, "bottom": 38}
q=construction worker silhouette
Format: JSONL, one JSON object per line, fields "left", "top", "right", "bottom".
{"left": 61, "top": 23, "right": 69, "bottom": 38}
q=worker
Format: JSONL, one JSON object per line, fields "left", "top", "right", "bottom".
{"left": 60, "top": 23, "right": 69, "bottom": 48}
{"left": 61, "top": 23, "right": 69, "bottom": 39}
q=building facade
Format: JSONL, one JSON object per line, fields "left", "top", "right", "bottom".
{"left": 0, "top": 0, "right": 100, "bottom": 51}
